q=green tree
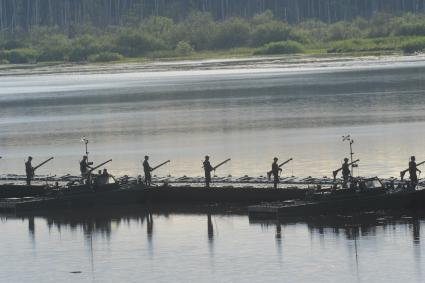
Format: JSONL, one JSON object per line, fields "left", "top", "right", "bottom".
{"left": 251, "top": 21, "right": 291, "bottom": 46}
{"left": 212, "top": 17, "right": 250, "bottom": 49}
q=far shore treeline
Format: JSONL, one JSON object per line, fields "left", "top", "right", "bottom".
{"left": 2, "top": 1, "right": 425, "bottom": 63}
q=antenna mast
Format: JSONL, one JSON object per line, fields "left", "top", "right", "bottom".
{"left": 342, "top": 135, "right": 356, "bottom": 175}
{"left": 81, "top": 136, "right": 89, "bottom": 160}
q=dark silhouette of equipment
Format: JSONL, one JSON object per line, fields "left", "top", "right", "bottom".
{"left": 81, "top": 136, "right": 89, "bottom": 156}
{"left": 151, "top": 160, "right": 170, "bottom": 172}
{"left": 342, "top": 135, "right": 358, "bottom": 175}
{"left": 267, "top": 158, "right": 293, "bottom": 180}
{"left": 333, "top": 159, "right": 360, "bottom": 181}
{"left": 400, "top": 160, "right": 425, "bottom": 180}
{"left": 88, "top": 159, "right": 113, "bottom": 174}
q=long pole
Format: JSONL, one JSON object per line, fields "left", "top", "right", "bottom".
{"left": 151, "top": 160, "right": 170, "bottom": 172}
{"left": 213, "top": 158, "right": 231, "bottom": 171}
{"left": 33, "top": 157, "right": 54, "bottom": 171}
{"left": 267, "top": 158, "right": 293, "bottom": 180}
{"left": 333, "top": 159, "right": 360, "bottom": 181}
{"left": 349, "top": 140, "right": 354, "bottom": 175}
{"left": 88, "top": 159, "right": 113, "bottom": 173}
{"left": 279, "top": 158, "right": 293, "bottom": 168}
{"left": 343, "top": 135, "right": 355, "bottom": 176}
{"left": 81, "top": 136, "right": 89, "bottom": 161}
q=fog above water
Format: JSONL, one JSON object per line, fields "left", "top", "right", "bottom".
{"left": 1, "top": 55, "right": 425, "bottom": 178}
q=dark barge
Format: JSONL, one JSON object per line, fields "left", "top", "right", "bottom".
{"left": 0, "top": 184, "right": 308, "bottom": 213}
{"left": 248, "top": 187, "right": 425, "bottom": 218}
{"left": 0, "top": 175, "right": 423, "bottom": 214}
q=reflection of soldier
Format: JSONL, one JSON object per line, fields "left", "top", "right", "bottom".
{"left": 25, "top": 156, "right": 34, "bottom": 185}
{"left": 143, "top": 156, "right": 153, "bottom": 187}
{"left": 271, "top": 157, "right": 282, "bottom": 189}
{"left": 147, "top": 213, "right": 153, "bottom": 238}
{"left": 342, "top": 158, "right": 351, "bottom": 186}
{"left": 207, "top": 214, "right": 214, "bottom": 240}
{"left": 203, "top": 156, "right": 213, "bottom": 188}
{"left": 409, "top": 156, "right": 421, "bottom": 189}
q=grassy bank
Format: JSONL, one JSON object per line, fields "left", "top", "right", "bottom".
{"left": 2, "top": 11, "right": 425, "bottom": 65}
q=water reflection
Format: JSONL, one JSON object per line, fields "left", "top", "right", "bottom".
{"left": 250, "top": 214, "right": 425, "bottom": 282}
{"left": 14, "top": 210, "right": 425, "bottom": 247}
{"left": 146, "top": 213, "right": 153, "bottom": 237}
{"left": 413, "top": 219, "right": 420, "bottom": 243}
{"left": 207, "top": 213, "right": 214, "bottom": 242}
{"left": 28, "top": 216, "right": 35, "bottom": 236}
{"left": 1, "top": 208, "right": 424, "bottom": 283}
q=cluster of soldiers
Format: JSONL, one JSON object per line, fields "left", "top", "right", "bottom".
{"left": 79, "top": 155, "right": 115, "bottom": 185}
{"left": 338, "top": 156, "right": 421, "bottom": 189}
{"left": 22, "top": 154, "right": 422, "bottom": 189}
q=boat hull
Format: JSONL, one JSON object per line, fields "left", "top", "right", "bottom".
{"left": 0, "top": 184, "right": 48, "bottom": 198}
{"left": 0, "top": 185, "right": 308, "bottom": 213}
{"left": 249, "top": 189, "right": 425, "bottom": 218}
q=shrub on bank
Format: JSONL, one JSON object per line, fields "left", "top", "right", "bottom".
{"left": 175, "top": 41, "right": 194, "bottom": 56}
{"left": 396, "top": 22, "right": 425, "bottom": 36}
{"left": 36, "top": 34, "right": 71, "bottom": 62}
{"left": 114, "top": 29, "right": 165, "bottom": 56}
{"left": 326, "top": 37, "right": 401, "bottom": 53}
{"left": 251, "top": 21, "right": 291, "bottom": 46}
{"left": 254, "top": 41, "right": 304, "bottom": 55}
{"left": 327, "top": 39, "right": 373, "bottom": 53}
{"left": 88, "top": 52, "right": 123, "bottom": 62}
{"left": 0, "top": 48, "right": 38, "bottom": 63}
{"left": 68, "top": 35, "right": 104, "bottom": 62}
{"left": 0, "top": 39, "right": 28, "bottom": 50}
{"left": 212, "top": 17, "right": 250, "bottom": 49}
{"left": 401, "top": 38, "right": 425, "bottom": 53}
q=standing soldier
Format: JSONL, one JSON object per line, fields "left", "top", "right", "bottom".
{"left": 409, "top": 156, "right": 421, "bottom": 189}
{"left": 80, "top": 155, "right": 92, "bottom": 179}
{"left": 203, "top": 156, "right": 213, "bottom": 188}
{"left": 143, "top": 156, "right": 153, "bottom": 187}
{"left": 342, "top": 158, "right": 351, "bottom": 187}
{"left": 271, "top": 157, "right": 282, "bottom": 189}
{"left": 25, "top": 156, "right": 34, "bottom": 185}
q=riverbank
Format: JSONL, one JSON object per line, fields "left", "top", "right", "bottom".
{"left": 0, "top": 52, "right": 423, "bottom": 77}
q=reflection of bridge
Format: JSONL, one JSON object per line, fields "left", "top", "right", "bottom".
{"left": 4, "top": 204, "right": 243, "bottom": 238}
{"left": 249, "top": 213, "right": 422, "bottom": 243}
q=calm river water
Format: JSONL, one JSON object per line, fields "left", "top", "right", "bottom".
{"left": 0, "top": 210, "right": 423, "bottom": 283}
{"left": 1, "top": 56, "right": 425, "bottom": 282}
{"left": 1, "top": 55, "right": 425, "bottom": 178}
